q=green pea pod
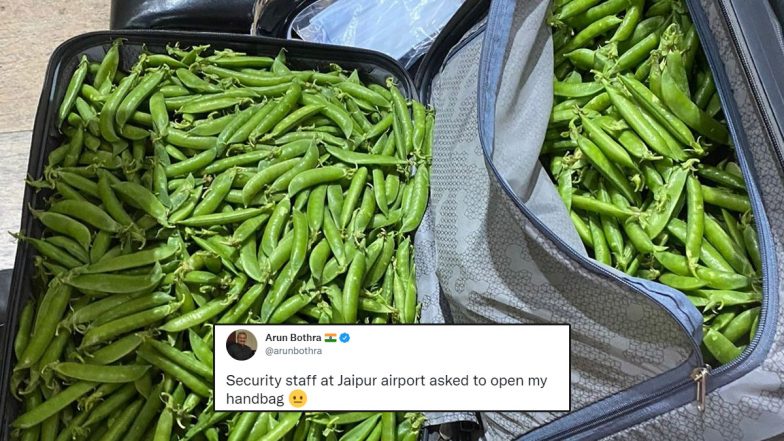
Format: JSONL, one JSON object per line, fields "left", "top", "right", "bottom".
{"left": 704, "top": 328, "right": 742, "bottom": 365}
{"left": 90, "top": 333, "right": 145, "bottom": 365}
{"left": 742, "top": 222, "right": 762, "bottom": 274}
{"left": 309, "top": 239, "right": 332, "bottom": 283}
{"left": 554, "top": 80, "right": 604, "bottom": 98}
{"left": 364, "top": 114, "right": 395, "bottom": 143}
{"left": 166, "top": 129, "right": 217, "bottom": 150}
{"left": 325, "top": 144, "right": 407, "bottom": 166}
{"left": 269, "top": 143, "right": 321, "bottom": 194}
{"left": 13, "top": 301, "right": 35, "bottom": 360}
{"left": 100, "top": 69, "right": 141, "bottom": 143}
{"left": 257, "top": 412, "right": 301, "bottom": 441}
{"left": 218, "top": 283, "right": 268, "bottom": 324}
{"left": 288, "top": 166, "right": 350, "bottom": 197}
{"left": 611, "top": 0, "right": 643, "bottom": 41}
{"left": 15, "top": 280, "right": 73, "bottom": 369}
{"left": 178, "top": 91, "right": 259, "bottom": 112}
{"left": 696, "top": 164, "right": 746, "bottom": 192}
{"left": 661, "top": 63, "right": 729, "bottom": 144}
{"left": 570, "top": 211, "right": 593, "bottom": 248}
{"left": 565, "top": 0, "right": 625, "bottom": 29}
{"left": 596, "top": 185, "right": 627, "bottom": 267}
{"left": 343, "top": 252, "right": 367, "bottom": 323}
{"left": 722, "top": 307, "right": 760, "bottom": 344}
{"left": 372, "top": 169, "right": 390, "bottom": 216}
{"left": 289, "top": 209, "right": 310, "bottom": 275}
{"left": 145, "top": 339, "right": 213, "bottom": 379}
{"left": 269, "top": 291, "right": 319, "bottom": 324}
{"left": 116, "top": 68, "right": 167, "bottom": 128}
{"left": 199, "top": 64, "right": 291, "bottom": 86}
{"left": 206, "top": 54, "right": 274, "bottom": 68}
{"left": 666, "top": 219, "right": 734, "bottom": 273}
{"left": 137, "top": 345, "right": 211, "bottom": 397}
{"left": 52, "top": 362, "right": 149, "bottom": 383}
{"left": 249, "top": 82, "right": 303, "bottom": 142}
{"left": 605, "top": 83, "right": 674, "bottom": 159}
{"left": 11, "top": 381, "right": 96, "bottom": 429}
{"left": 45, "top": 235, "right": 89, "bottom": 263}
{"left": 31, "top": 210, "right": 91, "bottom": 250}
{"left": 693, "top": 289, "right": 761, "bottom": 308}
{"left": 81, "top": 243, "right": 178, "bottom": 274}
{"left": 175, "top": 68, "right": 222, "bottom": 93}
{"left": 307, "top": 185, "right": 328, "bottom": 233}
{"left": 572, "top": 194, "right": 637, "bottom": 220}
{"left": 65, "top": 263, "right": 163, "bottom": 294}
{"left": 702, "top": 185, "right": 751, "bottom": 213}
{"left": 260, "top": 261, "right": 298, "bottom": 323}
{"left": 190, "top": 113, "right": 236, "bottom": 137}
{"left": 149, "top": 92, "right": 169, "bottom": 138}
{"left": 338, "top": 81, "right": 391, "bottom": 108}
{"left": 353, "top": 187, "right": 377, "bottom": 235}
{"left": 388, "top": 80, "right": 414, "bottom": 156}
{"left": 574, "top": 133, "right": 640, "bottom": 204}
{"left": 588, "top": 215, "right": 611, "bottom": 265}
{"left": 58, "top": 55, "right": 89, "bottom": 127}
{"left": 231, "top": 212, "right": 271, "bottom": 246}
{"left": 557, "top": 16, "right": 623, "bottom": 59}
{"left": 658, "top": 273, "right": 708, "bottom": 291}
{"left": 94, "top": 39, "right": 121, "bottom": 92}
{"left": 619, "top": 75, "right": 699, "bottom": 150}
{"left": 709, "top": 311, "right": 737, "bottom": 332}
{"left": 301, "top": 93, "right": 354, "bottom": 139}
{"left": 655, "top": 252, "right": 751, "bottom": 290}
{"left": 23, "top": 236, "right": 83, "bottom": 269}
{"left": 644, "top": 165, "right": 689, "bottom": 238}
{"left": 581, "top": 116, "right": 637, "bottom": 170}
{"left": 703, "top": 213, "right": 754, "bottom": 276}
{"left": 242, "top": 156, "right": 302, "bottom": 205}
{"left": 685, "top": 175, "right": 705, "bottom": 273}
{"left": 266, "top": 104, "right": 325, "bottom": 140}
{"left": 557, "top": 0, "right": 602, "bottom": 20}
{"left": 400, "top": 168, "right": 430, "bottom": 233}
{"left": 323, "top": 210, "right": 346, "bottom": 268}
{"left": 112, "top": 181, "right": 169, "bottom": 225}
{"left": 202, "top": 148, "right": 273, "bottom": 176}
{"left": 178, "top": 207, "right": 269, "bottom": 227}
{"left": 340, "top": 167, "right": 369, "bottom": 230}
{"left": 166, "top": 147, "right": 217, "bottom": 177}
{"left": 338, "top": 414, "right": 381, "bottom": 441}
{"left": 169, "top": 185, "right": 205, "bottom": 222}
{"left": 193, "top": 168, "right": 238, "bottom": 216}
{"left": 259, "top": 198, "right": 291, "bottom": 257}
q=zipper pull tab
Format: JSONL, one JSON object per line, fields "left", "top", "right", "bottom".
{"left": 690, "top": 366, "right": 710, "bottom": 412}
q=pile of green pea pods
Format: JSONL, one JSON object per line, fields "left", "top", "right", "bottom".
{"left": 544, "top": 0, "right": 763, "bottom": 366}
{"left": 10, "top": 40, "right": 431, "bottom": 441}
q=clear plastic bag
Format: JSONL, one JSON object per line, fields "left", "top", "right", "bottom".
{"left": 291, "top": 0, "right": 465, "bottom": 68}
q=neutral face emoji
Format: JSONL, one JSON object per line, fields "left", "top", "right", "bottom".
{"left": 289, "top": 389, "right": 307, "bottom": 408}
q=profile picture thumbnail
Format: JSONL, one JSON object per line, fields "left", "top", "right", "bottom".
{"left": 226, "top": 329, "right": 257, "bottom": 361}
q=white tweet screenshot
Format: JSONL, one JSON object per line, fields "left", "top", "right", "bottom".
{"left": 214, "top": 325, "right": 570, "bottom": 411}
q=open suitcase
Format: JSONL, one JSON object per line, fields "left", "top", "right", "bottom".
{"left": 2, "top": 0, "right": 784, "bottom": 440}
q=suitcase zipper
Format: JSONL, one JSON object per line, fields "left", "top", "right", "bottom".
{"left": 689, "top": 365, "right": 710, "bottom": 413}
